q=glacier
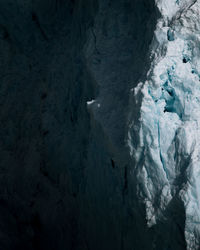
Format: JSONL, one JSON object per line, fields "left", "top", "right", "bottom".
{"left": 128, "top": 0, "right": 200, "bottom": 249}
{"left": 2, "top": 0, "right": 200, "bottom": 248}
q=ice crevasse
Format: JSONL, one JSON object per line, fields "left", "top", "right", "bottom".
{"left": 128, "top": 0, "right": 200, "bottom": 248}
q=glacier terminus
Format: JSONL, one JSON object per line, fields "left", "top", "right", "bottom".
{"left": 128, "top": 0, "right": 200, "bottom": 249}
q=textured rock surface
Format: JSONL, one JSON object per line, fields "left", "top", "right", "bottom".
{"left": 0, "top": 1, "right": 158, "bottom": 250}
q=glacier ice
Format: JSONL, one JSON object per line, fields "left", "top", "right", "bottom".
{"left": 128, "top": 0, "right": 200, "bottom": 249}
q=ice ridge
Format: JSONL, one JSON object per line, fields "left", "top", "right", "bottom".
{"left": 128, "top": 0, "right": 200, "bottom": 248}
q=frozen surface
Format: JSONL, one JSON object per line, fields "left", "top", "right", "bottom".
{"left": 128, "top": 0, "right": 200, "bottom": 249}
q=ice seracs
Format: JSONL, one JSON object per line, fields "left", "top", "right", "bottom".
{"left": 128, "top": 0, "right": 200, "bottom": 248}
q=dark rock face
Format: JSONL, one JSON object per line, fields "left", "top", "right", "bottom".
{"left": 0, "top": 1, "right": 159, "bottom": 249}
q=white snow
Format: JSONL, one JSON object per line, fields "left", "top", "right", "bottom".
{"left": 87, "top": 99, "right": 96, "bottom": 105}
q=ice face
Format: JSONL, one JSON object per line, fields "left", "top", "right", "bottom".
{"left": 128, "top": 0, "right": 200, "bottom": 249}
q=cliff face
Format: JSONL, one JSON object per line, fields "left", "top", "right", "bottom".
{"left": 0, "top": 0, "right": 163, "bottom": 249}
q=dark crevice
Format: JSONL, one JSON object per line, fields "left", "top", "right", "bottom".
{"left": 41, "top": 93, "right": 47, "bottom": 100}
{"left": 32, "top": 12, "right": 48, "bottom": 41}
{"left": 91, "top": 27, "right": 100, "bottom": 55}
{"left": 43, "top": 130, "right": 49, "bottom": 136}
{"left": 182, "top": 58, "right": 188, "bottom": 63}
{"left": 111, "top": 159, "right": 115, "bottom": 169}
{"left": 0, "top": 25, "right": 10, "bottom": 40}
{"left": 122, "top": 165, "right": 128, "bottom": 204}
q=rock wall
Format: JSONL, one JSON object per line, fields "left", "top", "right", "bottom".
{"left": 0, "top": 0, "right": 167, "bottom": 249}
